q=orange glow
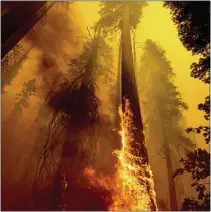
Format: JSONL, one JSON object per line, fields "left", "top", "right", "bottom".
{"left": 84, "top": 99, "right": 157, "bottom": 211}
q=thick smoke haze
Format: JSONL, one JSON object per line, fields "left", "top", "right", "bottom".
{"left": 1, "top": 1, "right": 209, "bottom": 211}
{"left": 2, "top": 4, "right": 87, "bottom": 210}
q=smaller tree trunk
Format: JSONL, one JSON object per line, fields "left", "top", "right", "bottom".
{"left": 115, "top": 37, "right": 122, "bottom": 129}
{"left": 163, "top": 136, "right": 178, "bottom": 211}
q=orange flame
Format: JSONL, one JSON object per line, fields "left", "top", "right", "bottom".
{"left": 84, "top": 99, "right": 157, "bottom": 211}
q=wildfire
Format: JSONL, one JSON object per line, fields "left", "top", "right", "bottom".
{"left": 84, "top": 99, "right": 157, "bottom": 211}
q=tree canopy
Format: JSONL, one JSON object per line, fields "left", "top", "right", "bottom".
{"left": 96, "top": 2, "right": 147, "bottom": 34}
{"left": 164, "top": 1, "right": 210, "bottom": 84}
{"left": 164, "top": 2, "right": 210, "bottom": 55}
{"left": 165, "top": 2, "right": 210, "bottom": 210}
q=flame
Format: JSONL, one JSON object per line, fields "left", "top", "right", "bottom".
{"left": 109, "top": 99, "right": 157, "bottom": 210}
{"left": 84, "top": 167, "right": 111, "bottom": 190}
{"left": 84, "top": 99, "right": 157, "bottom": 211}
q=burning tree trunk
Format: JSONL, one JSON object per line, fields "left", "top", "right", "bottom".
{"left": 114, "top": 5, "right": 157, "bottom": 210}
{"left": 121, "top": 5, "right": 148, "bottom": 164}
{"left": 95, "top": 2, "right": 157, "bottom": 209}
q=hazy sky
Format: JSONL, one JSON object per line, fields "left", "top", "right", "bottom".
{"left": 76, "top": 1, "right": 209, "bottom": 150}
{"left": 4, "top": 2, "right": 209, "bottom": 150}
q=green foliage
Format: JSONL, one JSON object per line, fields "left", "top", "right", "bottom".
{"left": 96, "top": 2, "right": 147, "bottom": 35}
{"left": 11, "top": 78, "right": 37, "bottom": 116}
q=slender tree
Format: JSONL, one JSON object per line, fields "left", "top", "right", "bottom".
{"left": 138, "top": 39, "right": 195, "bottom": 210}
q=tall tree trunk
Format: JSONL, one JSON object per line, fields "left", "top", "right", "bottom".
{"left": 121, "top": 4, "right": 148, "bottom": 166}
{"left": 163, "top": 135, "right": 178, "bottom": 211}
{"left": 115, "top": 37, "right": 122, "bottom": 129}
{"left": 132, "top": 31, "right": 137, "bottom": 70}
{"left": 121, "top": 5, "right": 157, "bottom": 210}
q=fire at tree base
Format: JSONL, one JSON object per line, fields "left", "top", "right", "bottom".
{"left": 84, "top": 98, "right": 158, "bottom": 211}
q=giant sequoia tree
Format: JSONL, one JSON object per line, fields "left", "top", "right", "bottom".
{"left": 96, "top": 2, "right": 157, "bottom": 210}
{"left": 138, "top": 40, "right": 195, "bottom": 210}
{"left": 164, "top": 2, "right": 210, "bottom": 211}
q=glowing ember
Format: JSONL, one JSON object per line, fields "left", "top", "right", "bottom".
{"left": 84, "top": 99, "right": 157, "bottom": 211}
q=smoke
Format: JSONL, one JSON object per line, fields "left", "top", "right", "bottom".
{"left": 1, "top": 3, "right": 88, "bottom": 210}
{"left": 2, "top": 3, "right": 121, "bottom": 211}
{"left": 23, "top": 3, "right": 84, "bottom": 93}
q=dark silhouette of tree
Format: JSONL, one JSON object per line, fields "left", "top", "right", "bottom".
{"left": 138, "top": 39, "right": 195, "bottom": 211}
{"left": 164, "top": 2, "right": 210, "bottom": 121}
{"left": 173, "top": 149, "right": 210, "bottom": 211}
{"left": 173, "top": 105, "right": 210, "bottom": 210}
{"left": 164, "top": 2, "right": 210, "bottom": 84}
{"left": 33, "top": 29, "right": 114, "bottom": 210}
{"left": 164, "top": 2, "right": 209, "bottom": 54}
{"left": 1, "top": 2, "right": 56, "bottom": 60}
{"left": 164, "top": 2, "right": 210, "bottom": 210}
{"left": 186, "top": 96, "right": 210, "bottom": 144}
{"left": 11, "top": 78, "right": 37, "bottom": 116}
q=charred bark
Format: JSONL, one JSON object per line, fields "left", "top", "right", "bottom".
{"left": 120, "top": 6, "right": 157, "bottom": 210}
{"left": 121, "top": 5, "right": 148, "bottom": 165}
